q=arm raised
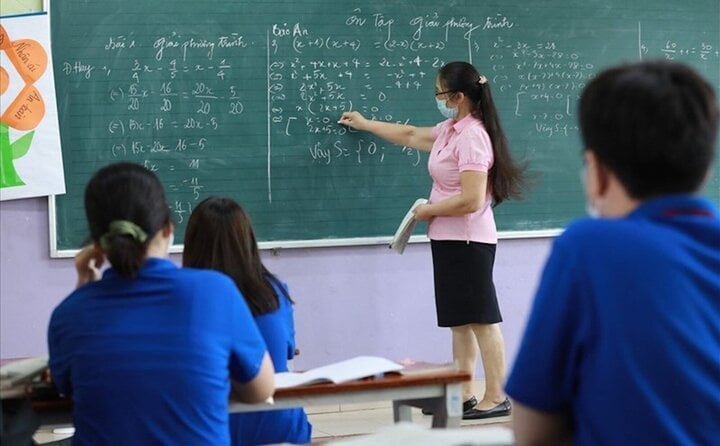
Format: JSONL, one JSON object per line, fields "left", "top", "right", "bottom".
{"left": 74, "top": 244, "right": 104, "bottom": 288}
{"left": 339, "top": 111, "right": 435, "bottom": 152}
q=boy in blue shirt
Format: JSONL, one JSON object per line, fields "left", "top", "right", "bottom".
{"left": 506, "top": 60, "right": 720, "bottom": 445}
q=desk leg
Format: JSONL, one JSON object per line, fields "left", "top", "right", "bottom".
{"left": 432, "top": 382, "right": 462, "bottom": 428}
{"left": 392, "top": 401, "right": 413, "bottom": 423}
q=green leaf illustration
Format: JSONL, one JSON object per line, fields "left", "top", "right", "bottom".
{"left": 0, "top": 123, "right": 30, "bottom": 188}
{"left": 11, "top": 130, "right": 34, "bottom": 159}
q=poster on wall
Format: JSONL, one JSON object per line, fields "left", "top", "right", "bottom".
{"left": 0, "top": 11, "right": 64, "bottom": 201}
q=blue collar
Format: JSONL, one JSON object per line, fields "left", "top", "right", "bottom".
{"left": 629, "top": 195, "right": 719, "bottom": 221}
{"left": 102, "top": 257, "right": 177, "bottom": 280}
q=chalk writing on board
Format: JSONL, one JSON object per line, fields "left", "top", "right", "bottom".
{"left": 50, "top": 0, "right": 720, "bottom": 250}
{"left": 638, "top": 22, "right": 720, "bottom": 63}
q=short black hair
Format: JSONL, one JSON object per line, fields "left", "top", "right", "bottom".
{"left": 579, "top": 60, "right": 718, "bottom": 199}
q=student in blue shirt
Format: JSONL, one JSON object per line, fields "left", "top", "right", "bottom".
{"left": 183, "top": 197, "right": 312, "bottom": 446}
{"left": 506, "top": 60, "right": 720, "bottom": 445}
{"left": 48, "top": 162, "right": 275, "bottom": 446}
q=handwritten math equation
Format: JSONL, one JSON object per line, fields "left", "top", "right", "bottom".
{"left": 57, "top": 8, "right": 719, "bottom": 216}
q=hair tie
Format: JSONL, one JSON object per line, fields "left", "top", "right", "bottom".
{"left": 99, "top": 220, "right": 148, "bottom": 251}
{"left": 477, "top": 75, "right": 488, "bottom": 85}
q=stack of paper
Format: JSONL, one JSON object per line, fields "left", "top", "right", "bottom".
{"left": 0, "top": 356, "right": 48, "bottom": 390}
{"left": 389, "top": 198, "right": 428, "bottom": 254}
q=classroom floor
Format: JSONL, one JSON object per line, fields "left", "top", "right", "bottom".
{"left": 35, "top": 381, "right": 512, "bottom": 445}
{"left": 306, "top": 380, "right": 511, "bottom": 443}
{"left": 34, "top": 405, "right": 511, "bottom": 445}
{"left": 308, "top": 402, "right": 511, "bottom": 444}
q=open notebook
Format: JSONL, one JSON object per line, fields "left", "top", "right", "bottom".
{"left": 275, "top": 356, "right": 457, "bottom": 389}
{"left": 275, "top": 356, "right": 403, "bottom": 388}
{"left": 389, "top": 198, "right": 428, "bottom": 254}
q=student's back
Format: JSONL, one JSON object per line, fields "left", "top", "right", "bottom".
{"left": 48, "top": 163, "right": 274, "bottom": 446}
{"left": 229, "top": 279, "right": 312, "bottom": 445}
{"left": 184, "top": 197, "right": 312, "bottom": 445}
{"left": 50, "top": 263, "right": 264, "bottom": 445}
{"left": 509, "top": 196, "right": 719, "bottom": 444}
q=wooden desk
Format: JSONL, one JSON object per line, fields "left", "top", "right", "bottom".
{"left": 20, "top": 370, "right": 471, "bottom": 429}
{"left": 231, "top": 370, "right": 471, "bottom": 428}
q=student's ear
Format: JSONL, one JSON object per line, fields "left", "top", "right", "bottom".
{"left": 584, "top": 150, "right": 610, "bottom": 198}
{"left": 595, "top": 161, "right": 611, "bottom": 197}
{"left": 452, "top": 91, "right": 466, "bottom": 106}
{"left": 161, "top": 223, "right": 174, "bottom": 238}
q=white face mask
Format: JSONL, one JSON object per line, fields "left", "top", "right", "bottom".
{"left": 585, "top": 201, "right": 601, "bottom": 218}
{"left": 580, "top": 166, "right": 601, "bottom": 218}
{"left": 436, "top": 98, "right": 458, "bottom": 120}
{"left": 167, "top": 231, "right": 174, "bottom": 254}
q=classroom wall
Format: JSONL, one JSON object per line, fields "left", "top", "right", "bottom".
{"left": 0, "top": 196, "right": 552, "bottom": 376}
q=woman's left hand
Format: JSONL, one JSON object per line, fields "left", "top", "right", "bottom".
{"left": 413, "top": 204, "right": 434, "bottom": 222}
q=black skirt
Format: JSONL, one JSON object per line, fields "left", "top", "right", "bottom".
{"left": 430, "top": 240, "right": 503, "bottom": 327}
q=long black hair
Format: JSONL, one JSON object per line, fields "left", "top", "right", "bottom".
{"left": 438, "top": 61, "right": 527, "bottom": 205}
{"left": 84, "top": 162, "right": 171, "bottom": 279}
{"left": 183, "top": 197, "right": 291, "bottom": 316}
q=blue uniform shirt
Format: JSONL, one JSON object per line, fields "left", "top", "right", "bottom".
{"left": 506, "top": 195, "right": 720, "bottom": 445}
{"left": 48, "top": 258, "right": 267, "bottom": 446}
{"left": 230, "top": 279, "right": 312, "bottom": 445}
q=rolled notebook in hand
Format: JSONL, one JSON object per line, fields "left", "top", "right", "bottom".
{"left": 389, "top": 198, "right": 428, "bottom": 254}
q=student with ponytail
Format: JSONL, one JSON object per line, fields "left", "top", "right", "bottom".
{"left": 48, "top": 162, "right": 274, "bottom": 445}
{"left": 339, "top": 61, "right": 526, "bottom": 419}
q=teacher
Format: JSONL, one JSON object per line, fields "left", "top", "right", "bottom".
{"left": 339, "top": 61, "right": 526, "bottom": 419}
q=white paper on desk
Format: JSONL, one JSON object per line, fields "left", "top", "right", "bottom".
{"left": 0, "top": 356, "right": 48, "bottom": 388}
{"left": 396, "top": 360, "right": 457, "bottom": 376}
{"left": 275, "top": 356, "right": 403, "bottom": 389}
{"left": 389, "top": 198, "right": 428, "bottom": 254}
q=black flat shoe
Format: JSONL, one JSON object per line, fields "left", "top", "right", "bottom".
{"left": 422, "top": 395, "right": 477, "bottom": 415}
{"left": 462, "top": 397, "right": 511, "bottom": 420}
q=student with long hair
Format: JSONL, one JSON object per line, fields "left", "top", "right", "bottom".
{"left": 339, "top": 61, "right": 526, "bottom": 419}
{"left": 184, "top": 197, "right": 312, "bottom": 445}
{"left": 48, "top": 163, "right": 274, "bottom": 445}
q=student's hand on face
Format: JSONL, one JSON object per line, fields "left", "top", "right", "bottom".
{"left": 413, "top": 204, "right": 434, "bottom": 222}
{"left": 75, "top": 245, "right": 104, "bottom": 288}
{"left": 338, "top": 111, "right": 367, "bottom": 130}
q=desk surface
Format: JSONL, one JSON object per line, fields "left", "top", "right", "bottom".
{"left": 231, "top": 369, "right": 471, "bottom": 428}
{"left": 273, "top": 370, "right": 470, "bottom": 398}
{"left": 29, "top": 369, "right": 471, "bottom": 429}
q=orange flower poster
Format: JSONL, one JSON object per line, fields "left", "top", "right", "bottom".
{"left": 0, "top": 12, "right": 64, "bottom": 201}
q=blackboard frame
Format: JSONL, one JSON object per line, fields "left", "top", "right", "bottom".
{"left": 48, "top": 194, "right": 561, "bottom": 257}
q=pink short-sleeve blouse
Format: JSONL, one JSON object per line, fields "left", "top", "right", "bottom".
{"left": 427, "top": 114, "right": 497, "bottom": 243}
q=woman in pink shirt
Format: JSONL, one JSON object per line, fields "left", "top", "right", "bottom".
{"left": 339, "top": 61, "right": 525, "bottom": 419}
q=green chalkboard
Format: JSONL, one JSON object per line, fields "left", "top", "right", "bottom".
{"left": 50, "top": 0, "right": 720, "bottom": 253}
